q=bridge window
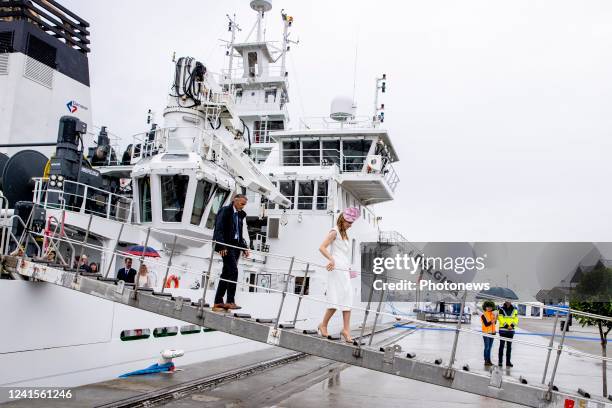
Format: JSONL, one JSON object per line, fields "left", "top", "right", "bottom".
{"left": 297, "top": 181, "right": 314, "bottom": 209}
{"left": 205, "top": 187, "right": 230, "bottom": 229}
{"left": 302, "top": 141, "right": 320, "bottom": 165}
{"left": 322, "top": 140, "right": 340, "bottom": 166}
{"left": 265, "top": 88, "right": 276, "bottom": 103}
{"left": 191, "top": 179, "right": 214, "bottom": 225}
{"left": 247, "top": 52, "right": 258, "bottom": 77}
{"left": 282, "top": 141, "right": 300, "bottom": 165}
{"left": 138, "top": 176, "right": 152, "bottom": 223}
{"left": 161, "top": 175, "right": 189, "bottom": 222}
{"left": 316, "top": 180, "right": 328, "bottom": 210}
{"left": 279, "top": 181, "right": 295, "bottom": 209}
{"left": 342, "top": 140, "right": 372, "bottom": 172}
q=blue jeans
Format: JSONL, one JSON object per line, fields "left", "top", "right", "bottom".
{"left": 483, "top": 336, "right": 494, "bottom": 362}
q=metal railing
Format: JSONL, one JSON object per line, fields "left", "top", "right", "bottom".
{"left": 298, "top": 116, "right": 380, "bottom": 130}
{"left": 7, "top": 209, "right": 612, "bottom": 403}
{"left": 32, "top": 178, "right": 133, "bottom": 223}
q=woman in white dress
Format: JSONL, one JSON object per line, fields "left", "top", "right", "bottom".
{"left": 136, "top": 264, "right": 153, "bottom": 289}
{"left": 317, "top": 207, "right": 360, "bottom": 343}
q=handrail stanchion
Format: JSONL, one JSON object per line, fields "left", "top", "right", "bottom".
{"left": 445, "top": 291, "right": 467, "bottom": 378}
{"left": 200, "top": 244, "right": 216, "bottom": 312}
{"left": 368, "top": 272, "right": 388, "bottom": 346}
{"left": 274, "top": 256, "right": 295, "bottom": 330}
{"left": 73, "top": 214, "right": 93, "bottom": 282}
{"left": 291, "top": 263, "right": 310, "bottom": 326}
{"left": 134, "top": 227, "right": 151, "bottom": 298}
{"left": 160, "top": 235, "right": 178, "bottom": 294}
{"left": 80, "top": 185, "right": 88, "bottom": 213}
{"left": 104, "top": 223, "right": 124, "bottom": 278}
{"left": 541, "top": 309, "right": 560, "bottom": 384}
{"left": 105, "top": 193, "right": 112, "bottom": 219}
{"left": 356, "top": 271, "right": 376, "bottom": 355}
{"left": 545, "top": 311, "right": 571, "bottom": 400}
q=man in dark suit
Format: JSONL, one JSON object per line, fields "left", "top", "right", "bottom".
{"left": 212, "top": 194, "right": 250, "bottom": 312}
{"left": 117, "top": 257, "right": 137, "bottom": 283}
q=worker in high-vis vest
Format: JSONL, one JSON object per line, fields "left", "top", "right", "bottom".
{"left": 480, "top": 300, "right": 497, "bottom": 366}
{"left": 498, "top": 299, "right": 519, "bottom": 367}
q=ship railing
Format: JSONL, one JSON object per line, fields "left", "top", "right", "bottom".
{"left": 130, "top": 126, "right": 210, "bottom": 160}
{"left": 221, "top": 65, "right": 288, "bottom": 82}
{"left": 31, "top": 178, "right": 133, "bottom": 223}
{"left": 14, "top": 221, "right": 612, "bottom": 396}
{"left": 280, "top": 148, "right": 399, "bottom": 193}
{"left": 235, "top": 100, "right": 288, "bottom": 114}
{"left": 298, "top": 116, "right": 379, "bottom": 130}
{"left": 8, "top": 213, "right": 612, "bottom": 402}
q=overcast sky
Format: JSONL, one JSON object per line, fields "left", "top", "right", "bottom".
{"left": 62, "top": 0, "right": 612, "bottom": 242}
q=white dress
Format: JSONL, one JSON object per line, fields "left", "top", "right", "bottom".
{"left": 325, "top": 226, "right": 353, "bottom": 311}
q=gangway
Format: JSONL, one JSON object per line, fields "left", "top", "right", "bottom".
{"left": 2, "top": 249, "right": 611, "bottom": 408}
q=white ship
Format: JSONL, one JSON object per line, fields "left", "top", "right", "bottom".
{"left": 0, "top": 0, "right": 399, "bottom": 390}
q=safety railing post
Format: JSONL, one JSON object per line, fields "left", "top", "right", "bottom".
{"left": 106, "top": 193, "right": 112, "bottom": 219}
{"left": 368, "top": 273, "right": 388, "bottom": 346}
{"left": 134, "top": 227, "right": 151, "bottom": 298}
{"left": 291, "top": 263, "right": 310, "bottom": 326}
{"left": 80, "top": 185, "right": 88, "bottom": 213}
{"left": 73, "top": 214, "right": 93, "bottom": 282}
{"left": 545, "top": 311, "right": 571, "bottom": 400}
{"left": 445, "top": 291, "right": 467, "bottom": 378}
{"left": 200, "top": 244, "right": 216, "bottom": 313}
{"left": 104, "top": 223, "right": 124, "bottom": 278}
{"left": 356, "top": 271, "right": 377, "bottom": 354}
{"left": 541, "top": 309, "right": 560, "bottom": 384}
{"left": 160, "top": 235, "right": 178, "bottom": 294}
{"left": 274, "top": 256, "right": 295, "bottom": 331}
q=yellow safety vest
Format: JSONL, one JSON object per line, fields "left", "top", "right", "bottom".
{"left": 498, "top": 306, "right": 518, "bottom": 330}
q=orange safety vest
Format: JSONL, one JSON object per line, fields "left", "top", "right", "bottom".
{"left": 481, "top": 310, "right": 496, "bottom": 334}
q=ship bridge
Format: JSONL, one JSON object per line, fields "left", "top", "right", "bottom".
{"left": 270, "top": 118, "right": 400, "bottom": 205}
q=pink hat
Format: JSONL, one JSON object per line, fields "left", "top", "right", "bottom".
{"left": 343, "top": 207, "right": 360, "bottom": 223}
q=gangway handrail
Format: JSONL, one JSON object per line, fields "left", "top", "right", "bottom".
{"left": 21, "top": 227, "right": 612, "bottom": 364}
{"left": 5, "top": 255, "right": 609, "bottom": 407}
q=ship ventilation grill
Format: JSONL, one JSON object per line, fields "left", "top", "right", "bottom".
{"left": 23, "top": 56, "right": 53, "bottom": 88}
{"left": 0, "top": 54, "right": 8, "bottom": 75}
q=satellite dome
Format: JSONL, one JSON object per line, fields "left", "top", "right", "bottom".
{"left": 250, "top": 0, "right": 272, "bottom": 12}
{"left": 330, "top": 96, "right": 355, "bottom": 122}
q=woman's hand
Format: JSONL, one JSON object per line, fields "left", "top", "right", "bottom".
{"left": 326, "top": 258, "right": 335, "bottom": 271}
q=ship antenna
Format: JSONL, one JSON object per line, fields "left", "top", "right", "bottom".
{"left": 352, "top": 26, "right": 360, "bottom": 105}
{"left": 226, "top": 14, "right": 241, "bottom": 79}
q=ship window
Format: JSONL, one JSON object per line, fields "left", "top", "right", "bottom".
{"left": 342, "top": 140, "right": 372, "bottom": 172}
{"left": 279, "top": 181, "right": 295, "bottom": 209}
{"left": 161, "top": 175, "right": 189, "bottom": 222}
{"left": 120, "top": 328, "right": 151, "bottom": 341}
{"left": 322, "top": 140, "right": 340, "bottom": 167}
{"left": 153, "top": 326, "right": 178, "bottom": 338}
{"left": 302, "top": 141, "right": 320, "bottom": 166}
{"left": 297, "top": 181, "right": 314, "bottom": 210}
{"left": 282, "top": 141, "right": 300, "bottom": 165}
{"left": 191, "top": 179, "right": 214, "bottom": 225}
{"left": 316, "top": 180, "right": 328, "bottom": 210}
{"left": 294, "top": 276, "right": 310, "bottom": 295}
{"left": 265, "top": 89, "right": 276, "bottom": 103}
{"left": 205, "top": 187, "right": 230, "bottom": 229}
{"left": 247, "top": 52, "right": 258, "bottom": 76}
{"left": 138, "top": 177, "right": 152, "bottom": 223}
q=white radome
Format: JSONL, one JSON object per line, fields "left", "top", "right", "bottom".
{"left": 330, "top": 96, "right": 355, "bottom": 122}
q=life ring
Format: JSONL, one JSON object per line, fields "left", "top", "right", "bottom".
{"left": 165, "top": 274, "right": 180, "bottom": 288}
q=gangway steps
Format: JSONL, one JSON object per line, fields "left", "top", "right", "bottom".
{"left": 3, "top": 256, "right": 609, "bottom": 408}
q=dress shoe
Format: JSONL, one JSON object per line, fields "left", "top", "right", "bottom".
{"left": 484, "top": 360, "right": 493, "bottom": 367}
{"left": 225, "top": 303, "right": 242, "bottom": 310}
{"left": 212, "top": 303, "right": 228, "bottom": 312}
{"left": 506, "top": 362, "right": 513, "bottom": 367}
